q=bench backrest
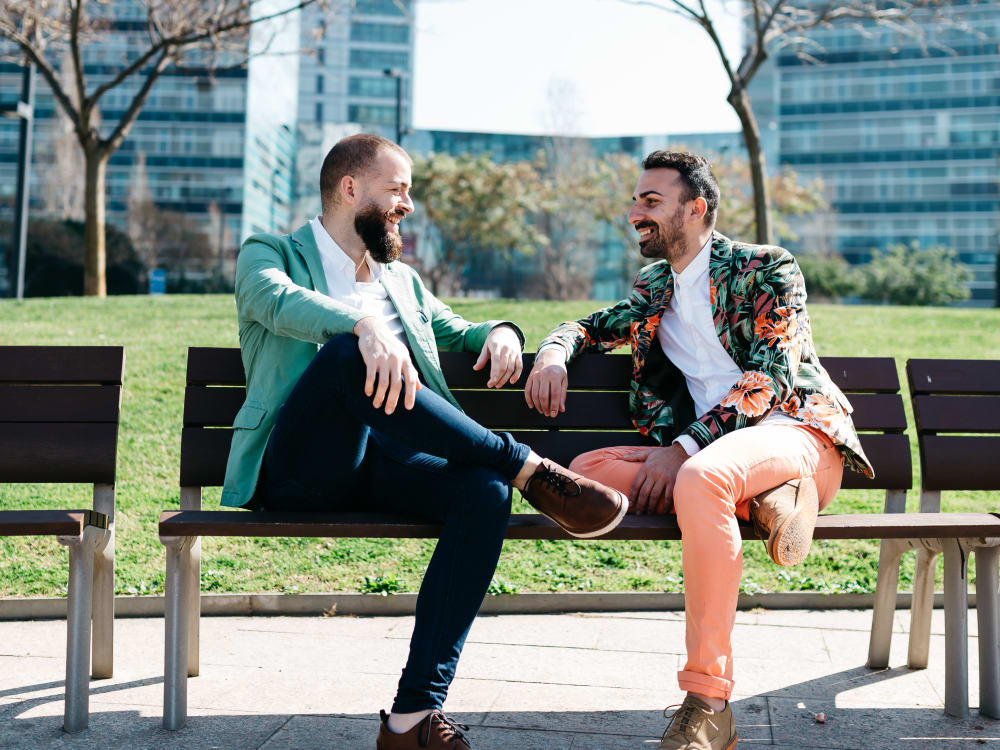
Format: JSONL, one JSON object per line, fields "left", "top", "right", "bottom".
{"left": 908, "top": 358, "right": 1000, "bottom": 491}
{"left": 180, "top": 347, "right": 910, "bottom": 492}
{"left": 0, "top": 346, "right": 124, "bottom": 485}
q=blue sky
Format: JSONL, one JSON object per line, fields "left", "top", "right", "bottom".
{"left": 411, "top": 0, "right": 744, "bottom": 136}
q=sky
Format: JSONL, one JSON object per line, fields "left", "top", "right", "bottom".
{"left": 411, "top": 0, "right": 745, "bottom": 137}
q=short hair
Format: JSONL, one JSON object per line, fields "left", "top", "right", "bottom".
{"left": 641, "top": 150, "right": 720, "bottom": 228}
{"left": 319, "top": 133, "right": 409, "bottom": 210}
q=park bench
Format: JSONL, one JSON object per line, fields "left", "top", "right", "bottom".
{"left": 158, "top": 347, "right": 1000, "bottom": 730}
{"left": 0, "top": 346, "right": 123, "bottom": 733}
{"left": 868, "top": 358, "right": 1000, "bottom": 719}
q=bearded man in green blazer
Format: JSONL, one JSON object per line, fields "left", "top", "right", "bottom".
{"left": 222, "top": 134, "right": 627, "bottom": 750}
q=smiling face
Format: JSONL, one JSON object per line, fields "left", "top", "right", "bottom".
{"left": 628, "top": 168, "right": 691, "bottom": 265}
{"left": 351, "top": 148, "right": 414, "bottom": 263}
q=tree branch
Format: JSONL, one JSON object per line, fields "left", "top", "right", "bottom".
{"left": 0, "top": 32, "right": 82, "bottom": 132}
{"left": 68, "top": 0, "right": 89, "bottom": 115}
{"left": 102, "top": 49, "right": 174, "bottom": 154}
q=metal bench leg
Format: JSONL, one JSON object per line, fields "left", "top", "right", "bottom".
{"left": 976, "top": 546, "right": 1000, "bottom": 718}
{"left": 58, "top": 525, "right": 102, "bottom": 733}
{"left": 943, "top": 539, "right": 970, "bottom": 718}
{"left": 869, "top": 537, "right": 908, "bottom": 668}
{"left": 91, "top": 484, "right": 115, "bottom": 679}
{"left": 180, "top": 487, "right": 201, "bottom": 678}
{"left": 908, "top": 542, "right": 941, "bottom": 669}
{"left": 162, "top": 535, "right": 194, "bottom": 730}
{"left": 869, "top": 489, "right": 909, "bottom": 668}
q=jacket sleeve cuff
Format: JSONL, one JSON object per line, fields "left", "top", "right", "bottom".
{"left": 672, "top": 435, "right": 701, "bottom": 457}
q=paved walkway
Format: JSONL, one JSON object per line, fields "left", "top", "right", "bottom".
{"left": 1, "top": 607, "right": 998, "bottom": 749}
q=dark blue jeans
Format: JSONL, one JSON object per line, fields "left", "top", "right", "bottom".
{"left": 253, "top": 334, "right": 530, "bottom": 712}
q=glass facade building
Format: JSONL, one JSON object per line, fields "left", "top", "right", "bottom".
{"left": 750, "top": 4, "right": 1000, "bottom": 304}
{"left": 0, "top": 0, "right": 301, "bottom": 292}
{"left": 297, "top": 0, "right": 414, "bottom": 139}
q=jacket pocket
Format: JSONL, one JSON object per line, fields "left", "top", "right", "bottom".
{"left": 233, "top": 402, "right": 267, "bottom": 430}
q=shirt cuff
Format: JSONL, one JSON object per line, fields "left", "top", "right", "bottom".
{"left": 672, "top": 435, "right": 701, "bottom": 457}
{"left": 536, "top": 342, "right": 570, "bottom": 358}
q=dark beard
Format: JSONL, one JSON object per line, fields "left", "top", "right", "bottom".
{"left": 353, "top": 202, "right": 404, "bottom": 263}
{"left": 639, "top": 205, "right": 688, "bottom": 266}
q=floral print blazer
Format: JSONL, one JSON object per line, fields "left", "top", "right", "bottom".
{"left": 539, "top": 232, "right": 874, "bottom": 478}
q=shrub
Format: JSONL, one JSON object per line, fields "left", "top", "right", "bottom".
{"left": 795, "top": 251, "right": 862, "bottom": 302}
{"left": 859, "top": 243, "right": 971, "bottom": 306}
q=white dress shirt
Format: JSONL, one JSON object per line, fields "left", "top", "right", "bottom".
{"left": 310, "top": 216, "right": 407, "bottom": 344}
{"left": 658, "top": 237, "right": 796, "bottom": 456}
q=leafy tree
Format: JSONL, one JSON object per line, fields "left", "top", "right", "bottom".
{"left": 859, "top": 243, "right": 972, "bottom": 306}
{"left": 0, "top": 218, "right": 144, "bottom": 297}
{"left": 795, "top": 252, "right": 861, "bottom": 302}
{"left": 410, "top": 152, "right": 546, "bottom": 295}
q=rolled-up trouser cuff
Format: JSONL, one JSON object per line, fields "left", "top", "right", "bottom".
{"left": 677, "top": 670, "right": 734, "bottom": 701}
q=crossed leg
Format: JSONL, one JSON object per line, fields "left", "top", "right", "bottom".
{"left": 569, "top": 423, "right": 844, "bottom": 698}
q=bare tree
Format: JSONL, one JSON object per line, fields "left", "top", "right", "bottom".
{"left": 625, "top": 0, "right": 958, "bottom": 245}
{"left": 39, "top": 49, "right": 86, "bottom": 221}
{"left": 1, "top": 0, "right": 326, "bottom": 296}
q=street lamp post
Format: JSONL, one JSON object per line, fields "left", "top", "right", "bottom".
{"left": 382, "top": 68, "right": 405, "bottom": 145}
{"left": 1, "top": 62, "right": 35, "bottom": 300}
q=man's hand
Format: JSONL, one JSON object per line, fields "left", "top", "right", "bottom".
{"left": 353, "top": 316, "right": 420, "bottom": 414}
{"left": 524, "top": 346, "right": 569, "bottom": 418}
{"left": 622, "top": 443, "right": 689, "bottom": 515}
{"left": 473, "top": 325, "right": 524, "bottom": 388}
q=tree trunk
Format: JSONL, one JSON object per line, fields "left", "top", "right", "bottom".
{"left": 727, "top": 86, "right": 771, "bottom": 246}
{"left": 83, "top": 148, "right": 108, "bottom": 296}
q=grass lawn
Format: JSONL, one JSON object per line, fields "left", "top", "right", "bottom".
{"left": 0, "top": 295, "right": 998, "bottom": 599}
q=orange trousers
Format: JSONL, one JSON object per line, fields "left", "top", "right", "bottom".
{"left": 569, "top": 423, "right": 844, "bottom": 700}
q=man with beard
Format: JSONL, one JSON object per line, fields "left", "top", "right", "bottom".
{"left": 221, "top": 134, "right": 627, "bottom": 750}
{"left": 525, "top": 151, "right": 872, "bottom": 750}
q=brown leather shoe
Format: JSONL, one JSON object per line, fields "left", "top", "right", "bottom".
{"left": 748, "top": 477, "right": 819, "bottom": 567}
{"left": 657, "top": 696, "right": 737, "bottom": 749}
{"left": 521, "top": 461, "right": 628, "bottom": 538}
{"left": 376, "top": 709, "right": 471, "bottom": 749}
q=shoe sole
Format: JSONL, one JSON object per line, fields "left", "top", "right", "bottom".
{"left": 767, "top": 479, "right": 819, "bottom": 567}
{"left": 540, "top": 490, "right": 629, "bottom": 539}
{"left": 725, "top": 733, "right": 738, "bottom": 749}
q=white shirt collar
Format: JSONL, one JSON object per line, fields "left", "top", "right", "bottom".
{"left": 673, "top": 235, "right": 713, "bottom": 284}
{"left": 310, "top": 215, "right": 380, "bottom": 279}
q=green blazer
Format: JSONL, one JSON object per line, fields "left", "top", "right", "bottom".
{"left": 220, "top": 222, "right": 523, "bottom": 508}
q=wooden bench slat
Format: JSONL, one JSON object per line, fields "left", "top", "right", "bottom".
{"left": 0, "top": 509, "right": 107, "bottom": 536}
{"left": 0, "top": 346, "right": 125, "bottom": 385}
{"left": 184, "top": 386, "right": 246, "bottom": 427}
{"left": 817, "top": 356, "right": 901, "bottom": 393}
{"left": 187, "top": 347, "right": 246, "bottom": 386}
{"left": 158, "top": 509, "right": 1000, "bottom": 542}
{"left": 914, "top": 395, "right": 1000, "bottom": 434}
{"left": 0, "top": 423, "right": 119, "bottom": 483}
{"left": 908, "top": 359, "right": 1000, "bottom": 396}
{"left": 179, "top": 428, "right": 912, "bottom": 490}
{"left": 0, "top": 385, "right": 121, "bottom": 423}
{"left": 920, "top": 435, "right": 1000, "bottom": 491}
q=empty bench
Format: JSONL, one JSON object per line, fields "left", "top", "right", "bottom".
{"left": 0, "top": 346, "right": 123, "bottom": 732}
{"left": 159, "top": 347, "right": 997, "bottom": 729}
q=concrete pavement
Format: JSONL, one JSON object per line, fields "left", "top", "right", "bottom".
{"left": 1, "top": 607, "right": 998, "bottom": 749}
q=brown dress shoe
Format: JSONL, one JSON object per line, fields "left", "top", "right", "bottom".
{"left": 748, "top": 477, "right": 819, "bottom": 567}
{"left": 521, "top": 461, "right": 628, "bottom": 538}
{"left": 376, "top": 709, "right": 471, "bottom": 749}
{"left": 657, "top": 695, "right": 737, "bottom": 750}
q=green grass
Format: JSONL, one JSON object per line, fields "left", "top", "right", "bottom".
{"left": 0, "top": 295, "right": 998, "bottom": 598}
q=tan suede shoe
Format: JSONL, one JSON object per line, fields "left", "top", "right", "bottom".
{"left": 657, "top": 695, "right": 737, "bottom": 750}
{"left": 521, "top": 461, "right": 628, "bottom": 538}
{"left": 375, "top": 709, "right": 471, "bottom": 749}
{"left": 748, "top": 477, "right": 819, "bottom": 567}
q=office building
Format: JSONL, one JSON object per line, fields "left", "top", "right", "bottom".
{"left": 750, "top": 3, "right": 1000, "bottom": 304}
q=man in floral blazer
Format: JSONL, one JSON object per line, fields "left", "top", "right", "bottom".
{"left": 525, "top": 151, "right": 873, "bottom": 750}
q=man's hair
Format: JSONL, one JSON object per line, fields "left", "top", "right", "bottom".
{"left": 319, "top": 133, "right": 409, "bottom": 210}
{"left": 641, "top": 150, "right": 720, "bottom": 228}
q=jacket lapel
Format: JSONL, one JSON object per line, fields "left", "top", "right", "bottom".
{"left": 708, "top": 232, "right": 737, "bottom": 359}
{"left": 289, "top": 222, "right": 330, "bottom": 297}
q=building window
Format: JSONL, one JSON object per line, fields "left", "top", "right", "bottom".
{"left": 316, "top": 74, "right": 324, "bottom": 94}
{"left": 350, "top": 22, "right": 409, "bottom": 44}
{"left": 348, "top": 76, "right": 401, "bottom": 98}
{"left": 315, "top": 101, "right": 323, "bottom": 123}
{"left": 348, "top": 48, "right": 409, "bottom": 71}
{"left": 317, "top": 48, "right": 325, "bottom": 65}
{"left": 353, "top": 0, "right": 410, "bottom": 16}
{"left": 348, "top": 104, "right": 397, "bottom": 125}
